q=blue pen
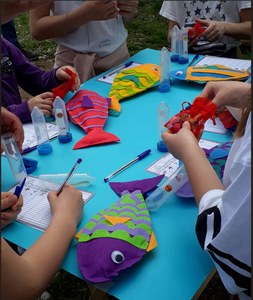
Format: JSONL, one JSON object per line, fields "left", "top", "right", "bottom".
{"left": 104, "top": 149, "right": 151, "bottom": 182}
{"left": 103, "top": 61, "right": 134, "bottom": 79}
{"left": 14, "top": 177, "right": 27, "bottom": 198}
{"left": 188, "top": 54, "right": 199, "bottom": 66}
{"left": 22, "top": 145, "right": 37, "bottom": 154}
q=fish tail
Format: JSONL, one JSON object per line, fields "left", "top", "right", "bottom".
{"left": 73, "top": 128, "right": 120, "bottom": 149}
{"left": 108, "top": 95, "right": 121, "bottom": 116}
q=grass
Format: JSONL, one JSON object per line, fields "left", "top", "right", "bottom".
{"left": 12, "top": 1, "right": 250, "bottom": 299}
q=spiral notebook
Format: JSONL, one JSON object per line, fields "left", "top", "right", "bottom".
{"left": 8, "top": 176, "right": 93, "bottom": 231}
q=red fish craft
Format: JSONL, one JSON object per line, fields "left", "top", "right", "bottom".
{"left": 66, "top": 89, "right": 120, "bottom": 149}
{"left": 164, "top": 97, "right": 217, "bottom": 137}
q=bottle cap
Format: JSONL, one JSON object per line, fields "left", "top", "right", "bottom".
{"left": 38, "top": 143, "right": 53, "bottom": 155}
{"left": 58, "top": 132, "right": 72, "bottom": 143}
{"left": 157, "top": 140, "right": 168, "bottom": 152}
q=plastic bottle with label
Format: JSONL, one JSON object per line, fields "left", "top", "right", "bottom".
{"left": 178, "top": 27, "right": 189, "bottom": 64}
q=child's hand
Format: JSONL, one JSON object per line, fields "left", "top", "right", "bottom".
{"left": 48, "top": 184, "right": 84, "bottom": 228}
{"left": 117, "top": 1, "right": 138, "bottom": 19}
{"left": 55, "top": 66, "right": 81, "bottom": 92}
{"left": 82, "top": 1, "right": 118, "bottom": 22}
{"left": 162, "top": 121, "right": 203, "bottom": 161}
{"left": 28, "top": 92, "right": 54, "bottom": 115}
{"left": 196, "top": 19, "right": 226, "bottom": 42}
{"left": 1, "top": 192, "right": 23, "bottom": 228}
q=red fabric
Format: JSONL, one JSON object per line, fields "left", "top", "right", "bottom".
{"left": 188, "top": 21, "right": 206, "bottom": 40}
{"left": 218, "top": 109, "right": 238, "bottom": 129}
{"left": 164, "top": 97, "right": 217, "bottom": 137}
{"left": 52, "top": 68, "right": 77, "bottom": 99}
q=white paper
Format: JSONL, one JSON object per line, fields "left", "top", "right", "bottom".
{"left": 204, "top": 118, "right": 227, "bottom": 134}
{"left": 97, "top": 62, "right": 141, "bottom": 84}
{"left": 9, "top": 176, "right": 93, "bottom": 232}
{"left": 147, "top": 139, "right": 220, "bottom": 177}
{"left": 196, "top": 56, "right": 251, "bottom": 71}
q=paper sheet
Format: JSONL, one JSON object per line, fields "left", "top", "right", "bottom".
{"left": 146, "top": 139, "right": 220, "bottom": 177}
{"left": 204, "top": 118, "right": 227, "bottom": 134}
{"left": 97, "top": 62, "right": 141, "bottom": 84}
{"left": 9, "top": 176, "right": 93, "bottom": 232}
{"left": 196, "top": 56, "right": 251, "bottom": 71}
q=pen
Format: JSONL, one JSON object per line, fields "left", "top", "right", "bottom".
{"left": 56, "top": 158, "right": 82, "bottom": 196}
{"left": 103, "top": 61, "right": 134, "bottom": 79}
{"left": 104, "top": 149, "right": 151, "bottom": 182}
{"left": 188, "top": 54, "right": 199, "bottom": 67}
{"left": 14, "top": 177, "right": 27, "bottom": 198}
{"left": 22, "top": 145, "right": 37, "bottom": 154}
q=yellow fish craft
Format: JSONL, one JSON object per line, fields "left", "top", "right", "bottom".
{"left": 170, "top": 64, "right": 249, "bottom": 84}
{"left": 108, "top": 63, "right": 160, "bottom": 116}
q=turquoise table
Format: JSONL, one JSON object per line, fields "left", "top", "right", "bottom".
{"left": 2, "top": 49, "right": 232, "bottom": 300}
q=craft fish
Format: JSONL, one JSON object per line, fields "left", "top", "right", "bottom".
{"left": 76, "top": 175, "right": 164, "bottom": 283}
{"left": 66, "top": 89, "right": 119, "bottom": 149}
{"left": 170, "top": 64, "right": 249, "bottom": 83}
{"left": 108, "top": 63, "right": 160, "bottom": 116}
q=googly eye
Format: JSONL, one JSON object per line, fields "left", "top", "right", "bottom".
{"left": 153, "top": 67, "right": 158, "bottom": 71}
{"left": 111, "top": 250, "right": 125, "bottom": 264}
{"left": 176, "top": 71, "right": 183, "bottom": 76}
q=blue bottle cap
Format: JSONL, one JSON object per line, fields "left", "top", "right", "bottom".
{"left": 170, "top": 54, "right": 179, "bottom": 62}
{"left": 23, "top": 157, "right": 38, "bottom": 174}
{"left": 158, "top": 82, "right": 171, "bottom": 92}
{"left": 157, "top": 140, "right": 168, "bottom": 152}
{"left": 58, "top": 132, "right": 72, "bottom": 143}
{"left": 38, "top": 143, "right": 53, "bottom": 155}
{"left": 178, "top": 57, "right": 189, "bottom": 64}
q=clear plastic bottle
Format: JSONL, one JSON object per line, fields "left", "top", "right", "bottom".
{"left": 178, "top": 27, "right": 189, "bottom": 64}
{"left": 157, "top": 101, "right": 169, "bottom": 152}
{"left": 53, "top": 96, "right": 72, "bottom": 143}
{"left": 31, "top": 107, "right": 53, "bottom": 155}
{"left": 158, "top": 47, "right": 171, "bottom": 92}
{"left": 170, "top": 25, "right": 180, "bottom": 62}
{"left": 1, "top": 132, "right": 27, "bottom": 183}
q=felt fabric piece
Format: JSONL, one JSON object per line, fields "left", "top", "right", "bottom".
{"left": 77, "top": 176, "right": 161, "bottom": 283}
{"left": 176, "top": 142, "right": 233, "bottom": 198}
{"left": 66, "top": 90, "right": 119, "bottom": 149}
{"left": 108, "top": 63, "right": 160, "bottom": 116}
{"left": 52, "top": 68, "right": 76, "bottom": 99}
{"left": 77, "top": 238, "right": 146, "bottom": 283}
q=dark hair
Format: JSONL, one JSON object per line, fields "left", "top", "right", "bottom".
{"left": 234, "top": 92, "right": 251, "bottom": 138}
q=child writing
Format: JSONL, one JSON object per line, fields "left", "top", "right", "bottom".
{"left": 1, "top": 36, "right": 80, "bottom": 123}
{"left": 162, "top": 81, "right": 251, "bottom": 299}
{"left": 30, "top": 1, "right": 138, "bottom": 82}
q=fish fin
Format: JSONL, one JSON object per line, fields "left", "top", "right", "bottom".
{"left": 104, "top": 215, "right": 131, "bottom": 225}
{"left": 109, "top": 175, "right": 164, "bottom": 196}
{"left": 82, "top": 96, "right": 94, "bottom": 108}
{"left": 146, "top": 231, "right": 157, "bottom": 252}
{"left": 75, "top": 229, "right": 82, "bottom": 241}
{"left": 73, "top": 128, "right": 120, "bottom": 149}
{"left": 109, "top": 95, "right": 121, "bottom": 116}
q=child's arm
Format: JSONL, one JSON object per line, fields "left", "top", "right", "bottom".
{"left": 30, "top": 1, "right": 119, "bottom": 40}
{"left": 1, "top": 185, "right": 84, "bottom": 300}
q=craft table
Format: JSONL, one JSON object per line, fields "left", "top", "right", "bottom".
{"left": 2, "top": 49, "right": 232, "bottom": 300}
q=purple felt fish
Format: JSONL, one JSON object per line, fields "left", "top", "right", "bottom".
{"left": 66, "top": 89, "right": 120, "bottom": 149}
{"left": 76, "top": 175, "right": 164, "bottom": 283}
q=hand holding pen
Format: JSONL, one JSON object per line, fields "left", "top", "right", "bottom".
{"left": 1, "top": 191, "right": 23, "bottom": 228}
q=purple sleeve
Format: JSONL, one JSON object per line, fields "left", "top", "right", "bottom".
{"left": 5, "top": 39, "right": 61, "bottom": 95}
{"left": 6, "top": 101, "right": 32, "bottom": 123}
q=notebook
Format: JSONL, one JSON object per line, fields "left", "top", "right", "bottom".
{"left": 8, "top": 176, "right": 93, "bottom": 231}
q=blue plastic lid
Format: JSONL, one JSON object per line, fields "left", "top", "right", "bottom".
{"left": 170, "top": 54, "right": 179, "bottom": 62}
{"left": 157, "top": 140, "right": 168, "bottom": 152}
{"left": 23, "top": 157, "right": 38, "bottom": 174}
{"left": 38, "top": 143, "right": 53, "bottom": 155}
{"left": 58, "top": 132, "right": 72, "bottom": 143}
{"left": 158, "top": 82, "right": 171, "bottom": 92}
{"left": 178, "top": 57, "right": 189, "bottom": 64}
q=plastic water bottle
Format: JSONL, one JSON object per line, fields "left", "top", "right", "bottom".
{"left": 178, "top": 27, "right": 189, "bottom": 64}
{"left": 31, "top": 107, "right": 53, "bottom": 155}
{"left": 53, "top": 96, "right": 72, "bottom": 143}
{"left": 158, "top": 47, "right": 171, "bottom": 92}
{"left": 170, "top": 25, "right": 180, "bottom": 62}
{"left": 157, "top": 101, "right": 169, "bottom": 152}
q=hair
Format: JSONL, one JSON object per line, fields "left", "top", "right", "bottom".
{"left": 234, "top": 92, "right": 251, "bottom": 138}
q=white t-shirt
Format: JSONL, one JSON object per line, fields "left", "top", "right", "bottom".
{"left": 159, "top": 1, "right": 251, "bottom": 51}
{"left": 196, "top": 112, "right": 251, "bottom": 299}
{"left": 51, "top": 1, "right": 128, "bottom": 57}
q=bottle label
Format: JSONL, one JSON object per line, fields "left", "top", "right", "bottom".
{"left": 55, "top": 108, "right": 67, "bottom": 136}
